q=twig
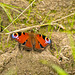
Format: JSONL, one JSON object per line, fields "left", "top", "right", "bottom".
{"left": 2, "top": 0, "right": 36, "bottom": 32}
{"left": 51, "top": 12, "right": 75, "bottom": 23}
{"left": 51, "top": 23, "right": 65, "bottom": 30}
{"left": 60, "top": 53, "right": 69, "bottom": 60}
{"left": 2, "top": 23, "right": 65, "bottom": 34}
{"left": 4, "top": 24, "right": 48, "bottom": 34}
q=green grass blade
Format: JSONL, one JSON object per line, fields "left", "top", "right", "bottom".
{"left": 41, "top": 10, "right": 51, "bottom": 24}
{"left": 1, "top": 4, "right": 28, "bottom": 19}
{"left": 52, "top": 64, "right": 68, "bottom": 75}
{"left": 0, "top": 2, "right": 28, "bottom": 19}
{"left": 67, "top": 33, "right": 75, "bottom": 61}
{"left": 71, "top": 14, "right": 75, "bottom": 28}
{"left": 5, "top": 67, "right": 17, "bottom": 75}
{"left": 1, "top": 5, "right": 13, "bottom": 22}
{"left": 0, "top": 25, "right": 9, "bottom": 32}
{"left": 40, "top": 60, "right": 68, "bottom": 75}
{"left": 0, "top": 2, "right": 23, "bottom": 9}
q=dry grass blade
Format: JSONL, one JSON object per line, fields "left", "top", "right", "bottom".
{"left": 52, "top": 12, "right": 75, "bottom": 23}
{"left": 2, "top": 0, "right": 36, "bottom": 32}
{"left": 51, "top": 23, "right": 65, "bottom": 29}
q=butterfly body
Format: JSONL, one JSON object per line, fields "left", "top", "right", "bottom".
{"left": 11, "top": 32, "right": 51, "bottom": 50}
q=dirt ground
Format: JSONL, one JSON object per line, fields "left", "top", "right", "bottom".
{"left": 0, "top": 32, "right": 75, "bottom": 75}
{"left": 0, "top": 0, "right": 75, "bottom": 75}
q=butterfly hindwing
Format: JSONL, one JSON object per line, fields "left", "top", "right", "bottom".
{"left": 25, "top": 39, "right": 32, "bottom": 48}
{"left": 35, "top": 38, "right": 41, "bottom": 49}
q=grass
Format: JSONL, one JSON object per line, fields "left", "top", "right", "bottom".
{"left": 66, "top": 14, "right": 75, "bottom": 61}
{"left": 67, "top": 14, "right": 75, "bottom": 29}
{"left": 0, "top": 2, "right": 27, "bottom": 22}
{"left": 1, "top": 25, "right": 9, "bottom": 33}
{"left": 40, "top": 59, "right": 68, "bottom": 75}
{"left": 52, "top": 64, "right": 68, "bottom": 75}
{"left": 5, "top": 67, "right": 17, "bottom": 75}
{"left": 67, "top": 32, "right": 75, "bottom": 61}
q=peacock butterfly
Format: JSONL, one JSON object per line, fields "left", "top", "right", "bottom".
{"left": 11, "top": 31, "right": 51, "bottom": 51}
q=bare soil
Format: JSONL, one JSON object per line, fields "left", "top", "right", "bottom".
{"left": 0, "top": 32, "right": 75, "bottom": 75}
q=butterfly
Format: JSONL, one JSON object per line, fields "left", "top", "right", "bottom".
{"left": 11, "top": 31, "right": 51, "bottom": 51}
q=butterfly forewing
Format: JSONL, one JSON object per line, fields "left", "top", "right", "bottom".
{"left": 16, "top": 32, "right": 29, "bottom": 44}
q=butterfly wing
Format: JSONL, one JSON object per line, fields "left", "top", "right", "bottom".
{"left": 35, "top": 34, "right": 51, "bottom": 49}
{"left": 11, "top": 32, "right": 32, "bottom": 48}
